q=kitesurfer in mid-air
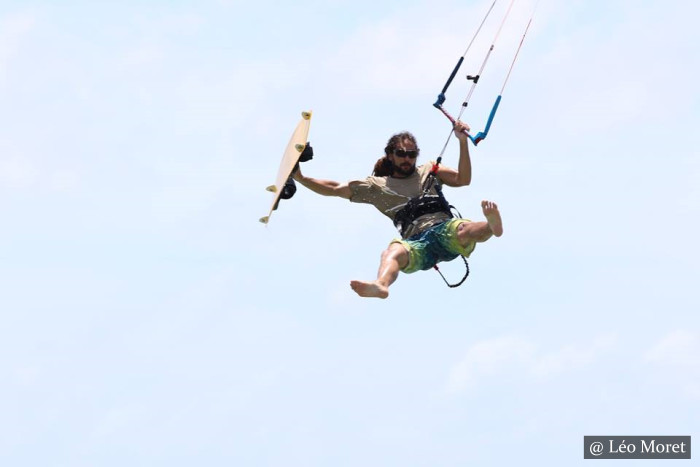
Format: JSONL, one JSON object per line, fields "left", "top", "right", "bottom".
{"left": 293, "top": 121, "right": 503, "bottom": 299}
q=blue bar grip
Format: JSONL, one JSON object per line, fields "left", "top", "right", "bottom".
{"left": 482, "top": 94, "right": 501, "bottom": 134}
{"left": 469, "top": 95, "right": 501, "bottom": 145}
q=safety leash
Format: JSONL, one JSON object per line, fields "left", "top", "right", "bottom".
{"left": 434, "top": 256, "right": 470, "bottom": 288}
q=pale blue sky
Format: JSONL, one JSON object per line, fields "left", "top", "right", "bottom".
{"left": 0, "top": 1, "right": 698, "bottom": 466}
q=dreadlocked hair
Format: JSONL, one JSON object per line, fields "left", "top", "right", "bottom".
{"left": 372, "top": 131, "right": 420, "bottom": 177}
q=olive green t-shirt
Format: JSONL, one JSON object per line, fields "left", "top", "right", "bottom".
{"left": 349, "top": 163, "right": 451, "bottom": 238}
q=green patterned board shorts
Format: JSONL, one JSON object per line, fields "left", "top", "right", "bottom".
{"left": 391, "top": 219, "right": 476, "bottom": 274}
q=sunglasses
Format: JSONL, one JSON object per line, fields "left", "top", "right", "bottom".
{"left": 394, "top": 149, "right": 418, "bottom": 159}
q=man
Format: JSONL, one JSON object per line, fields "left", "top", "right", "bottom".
{"left": 293, "top": 121, "right": 503, "bottom": 299}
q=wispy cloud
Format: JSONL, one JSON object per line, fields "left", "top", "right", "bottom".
{"left": 0, "top": 149, "right": 82, "bottom": 194}
{"left": 446, "top": 335, "right": 535, "bottom": 394}
{"left": 446, "top": 333, "right": 617, "bottom": 394}
{"left": 0, "top": 9, "right": 38, "bottom": 85}
{"left": 645, "top": 330, "right": 699, "bottom": 367}
{"left": 644, "top": 330, "right": 700, "bottom": 400}
{"left": 324, "top": 0, "right": 538, "bottom": 98}
{"left": 0, "top": 154, "right": 37, "bottom": 190}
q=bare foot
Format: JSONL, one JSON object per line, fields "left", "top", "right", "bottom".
{"left": 350, "top": 280, "right": 389, "bottom": 299}
{"left": 481, "top": 200, "right": 503, "bottom": 237}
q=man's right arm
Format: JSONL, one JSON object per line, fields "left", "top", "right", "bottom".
{"left": 293, "top": 168, "right": 352, "bottom": 200}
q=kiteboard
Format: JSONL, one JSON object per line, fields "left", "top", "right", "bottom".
{"left": 259, "top": 110, "right": 313, "bottom": 224}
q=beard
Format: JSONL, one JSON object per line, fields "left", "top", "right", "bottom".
{"left": 392, "top": 161, "right": 416, "bottom": 177}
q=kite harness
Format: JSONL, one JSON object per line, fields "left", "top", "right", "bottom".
{"left": 393, "top": 159, "right": 470, "bottom": 288}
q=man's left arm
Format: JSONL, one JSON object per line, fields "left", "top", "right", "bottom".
{"left": 436, "top": 120, "right": 471, "bottom": 187}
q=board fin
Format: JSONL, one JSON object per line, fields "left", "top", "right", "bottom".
{"left": 266, "top": 185, "right": 277, "bottom": 193}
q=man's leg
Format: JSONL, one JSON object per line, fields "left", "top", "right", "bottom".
{"left": 350, "top": 242, "right": 409, "bottom": 299}
{"left": 456, "top": 200, "right": 504, "bottom": 245}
